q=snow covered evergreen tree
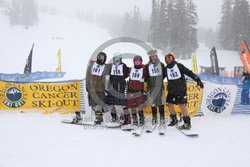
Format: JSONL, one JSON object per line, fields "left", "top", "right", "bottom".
{"left": 168, "top": 0, "right": 177, "bottom": 55}
{"left": 121, "top": 6, "right": 149, "bottom": 41}
{"left": 231, "top": 0, "right": 250, "bottom": 50}
{"left": 22, "top": 0, "right": 38, "bottom": 28}
{"left": 8, "top": 0, "right": 23, "bottom": 26}
{"left": 150, "top": 0, "right": 199, "bottom": 58}
{"left": 186, "top": 0, "right": 199, "bottom": 57}
{"left": 150, "top": 0, "right": 161, "bottom": 48}
{"left": 158, "top": 0, "right": 169, "bottom": 50}
{"left": 8, "top": 0, "right": 38, "bottom": 28}
{"left": 218, "top": 0, "right": 234, "bottom": 50}
{"left": 172, "top": 0, "right": 187, "bottom": 57}
{"left": 219, "top": 0, "right": 250, "bottom": 50}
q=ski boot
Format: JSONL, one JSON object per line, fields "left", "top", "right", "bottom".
{"left": 132, "top": 113, "right": 138, "bottom": 126}
{"left": 94, "top": 111, "right": 103, "bottom": 125}
{"left": 111, "top": 107, "right": 118, "bottom": 123}
{"left": 159, "top": 105, "right": 165, "bottom": 125}
{"left": 152, "top": 116, "right": 157, "bottom": 125}
{"left": 111, "top": 112, "right": 118, "bottom": 123}
{"left": 122, "top": 108, "right": 131, "bottom": 126}
{"left": 160, "top": 117, "right": 165, "bottom": 125}
{"left": 122, "top": 114, "right": 131, "bottom": 126}
{"left": 72, "top": 111, "right": 82, "bottom": 124}
{"left": 152, "top": 106, "right": 157, "bottom": 125}
{"left": 179, "top": 116, "right": 191, "bottom": 130}
{"left": 138, "top": 110, "right": 145, "bottom": 126}
{"left": 168, "top": 114, "right": 178, "bottom": 126}
{"left": 178, "top": 113, "right": 183, "bottom": 122}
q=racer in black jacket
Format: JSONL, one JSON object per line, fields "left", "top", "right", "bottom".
{"left": 165, "top": 53, "right": 204, "bottom": 130}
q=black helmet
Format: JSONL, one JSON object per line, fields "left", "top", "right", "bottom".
{"left": 133, "top": 55, "right": 142, "bottom": 62}
{"left": 97, "top": 52, "right": 107, "bottom": 65}
{"left": 133, "top": 55, "right": 142, "bottom": 67}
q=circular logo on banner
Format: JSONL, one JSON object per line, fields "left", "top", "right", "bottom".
{"left": 0, "top": 83, "right": 28, "bottom": 108}
{"left": 206, "top": 87, "right": 231, "bottom": 113}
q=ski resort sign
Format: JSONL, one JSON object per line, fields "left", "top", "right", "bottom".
{"left": 201, "top": 83, "right": 237, "bottom": 115}
{"left": 0, "top": 80, "right": 81, "bottom": 112}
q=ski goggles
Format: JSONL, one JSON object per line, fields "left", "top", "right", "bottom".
{"left": 113, "top": 56, "right": 121, "bottom": 63}
{"left": 134, "top": 59, "right": 142, "bottom": 65}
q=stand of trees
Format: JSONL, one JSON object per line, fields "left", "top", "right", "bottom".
{"left": 8, "top": 0, "right": 38, "bottom": 28}
{"left": 150, "top": 0, "right": 199, "bottom": 59}
{"left": 121, "top": 6, "right": 150, "bottom": 42}
{"left": 219, "top": 0, "right": 250, "bottom": 50}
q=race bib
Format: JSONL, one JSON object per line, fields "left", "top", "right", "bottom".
{"left": 148, "top": 64, "right": 162, "bottom": 77}
{"left": 111, "top": 64, "right": 124, "bottom": 76}
{"left": 91, "top": 62, "right": 105, "bottom": 76}
{"left": 130, "top": 67, "right": 143, "bottom": 81}
{"left": 167, "top": 64, "right": 181, "bottom": 80}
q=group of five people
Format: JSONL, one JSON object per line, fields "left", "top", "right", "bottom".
{"left": 85, "top": 49, "right": 204, "bottom": 130}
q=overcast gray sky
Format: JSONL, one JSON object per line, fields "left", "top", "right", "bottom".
{"left": 39, "top": 0, "right": 249, "bottom": 29}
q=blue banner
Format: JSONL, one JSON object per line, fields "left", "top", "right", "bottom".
{"left": 0, "top": 72, "right": 65, "bottom": 82}
{"left": 232, "top": 86, "right": 250, "bottom": 114}
{"left": 198, "top": 74, "right": 242, "bottom": 85}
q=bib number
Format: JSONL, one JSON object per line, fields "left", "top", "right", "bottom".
{"left": 167, "top": 64, "right": 181, "bottom": 80}
{"left": 148, "top": 64, "right": 162, "bottom": 77}
{"left": 130, "top": 68, "right": 143, "bottom": 81}
{"left": 91, "top": 62, "right": 105, "bottom": 76}
{"left": 111, "top": 64, "right": 124, "bottom": 76}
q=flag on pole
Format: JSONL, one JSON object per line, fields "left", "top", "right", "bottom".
{"left": 56, "top": 48, "right": 62, "bottom": 73}
{"left": 210, "top": 47, "right": 220, "bottom": 75}
{"left": 191, "top": 52, "right": 198, "bottom": 74}
{"left": 240, "top": 41, "right": 250, "bottom": 73}
{"left": 24, "top": 43, "right": 34, "bottom": 74}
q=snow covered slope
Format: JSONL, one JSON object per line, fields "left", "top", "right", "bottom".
{"left": 0, "top": 113, "right": 250, "bottom": 167}
{"left": 0, "top": 11, "right": 110, "bottom": 80}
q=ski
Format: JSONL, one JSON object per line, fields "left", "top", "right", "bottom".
{"left": 158, "top": 123, "right": 166, "bottom": 136}
{"left": 121, "top": 124, "right": 135, "bottom": 131}
{"left": 175, "top": 125, "right": 199, "bottom": 138}
{"left": 131, "top": 125, "right": 139, "bottom": 135}
{"left": 133, "top": 124, "right": 146, "bottom": 137}
{"left": 61, "top": 119, "right": 121, "bottom": 129}
{"left": 145, "top": 124, "right": 158, "bottom": 133}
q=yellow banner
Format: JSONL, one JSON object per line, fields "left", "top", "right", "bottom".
{"left": 144, "top": 82, "right": 203, "bottom": 117}
{"left": 0, "top": 81, "right": 81, "bottom": 113}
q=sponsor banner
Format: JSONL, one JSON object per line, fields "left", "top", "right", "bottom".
{"left": 201, "top": 83, "right": 237, "bottom": 116}
{"left": 144, "top": 82, "right": 204, "bottom": 117}
{"left": 0, "top": 81, "right": 81, "bottom": 113}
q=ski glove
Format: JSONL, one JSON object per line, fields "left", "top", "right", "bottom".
{"left": 196, "top": 77, "right": 204, "bottom": 89}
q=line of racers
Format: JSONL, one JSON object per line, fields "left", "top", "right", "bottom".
{"left": 81, "top": 49, "right": 204, "bottom": 130}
